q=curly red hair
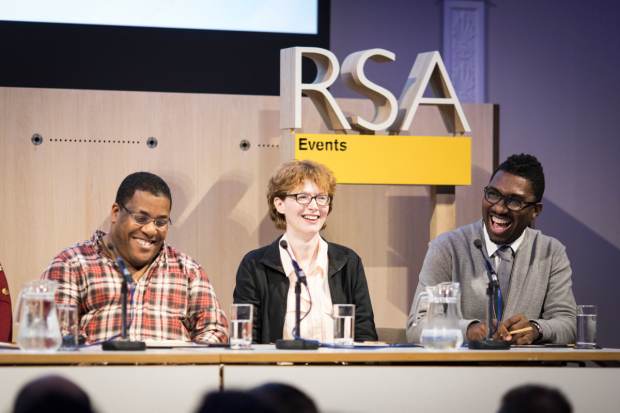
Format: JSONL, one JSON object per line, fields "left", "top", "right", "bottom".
{"left": 267, "top": 160, "right": 337, "bottom": 230}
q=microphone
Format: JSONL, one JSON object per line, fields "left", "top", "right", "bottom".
{"left": 275, "top": 239, "right": 319, "bottom": 350}
{"left": 103, "top": 242, "right": 145, "bottom": 351}
{"left": 473, "top": 239, "right": 498, "bottom": 287}
{"left": 279, "top": 240, "right": 307, "bottom": 286}
{"left": 469, "top": 239, "right": 510, "bottom": 350}
{"left": 107, "top": 242, "right": 133, "bottom": 283}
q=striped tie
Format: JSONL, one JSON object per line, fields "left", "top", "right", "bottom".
{"left": 495, "top": 246, "right": 514, "bottom": 315}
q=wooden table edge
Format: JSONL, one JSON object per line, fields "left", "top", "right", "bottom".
{"left": 1, "top": 350, "right": 619, "bottom": 366}
{"left": 219, "top": 350, "right": 620, "bottom": 364}
{"left": 0, "top": 353, "right": 222, "bottom": 365}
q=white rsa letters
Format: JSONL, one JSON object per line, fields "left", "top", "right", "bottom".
{"left": 280, "top": 47, "right": 470, "bottom": 134}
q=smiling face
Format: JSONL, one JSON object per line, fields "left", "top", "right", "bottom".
{"left": 108, "top": 190, "right": 171, "bottom": 271}
{"left": 274, "top": 179, "right": 329, "bottom": 241}
{"left": 482, "top": 171, "right": 543, "bottom": 245}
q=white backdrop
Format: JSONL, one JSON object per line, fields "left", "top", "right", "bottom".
{"left": 0, "top": 0, "right": 318, "bottom": 34}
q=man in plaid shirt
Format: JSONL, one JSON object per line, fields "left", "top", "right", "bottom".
{"left": 42, "top": 172, "right": 228, "bottom": 343}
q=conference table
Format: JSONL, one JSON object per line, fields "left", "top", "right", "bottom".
{"left": 1, "top": 345, "right": 619, "bottom": 413}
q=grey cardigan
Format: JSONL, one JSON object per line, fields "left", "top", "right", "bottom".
{"left": 407, "top": 220, "right": 576, "bottom": 344}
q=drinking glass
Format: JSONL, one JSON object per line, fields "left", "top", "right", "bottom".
{"left": 333, "top": 304, "right": 355, "bottom": 347}
{"left": 57, "top": 304, "right": 79, "bottom": 350}
{"left": 230, "top": 304, "right": 253, "bottom": 350}
{"left": 575, "top": 305, "right": 597, "bottom": 349}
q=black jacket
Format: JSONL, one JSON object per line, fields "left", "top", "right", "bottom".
{"left": 233, "top": 236, "right": 378, "bottom": 344}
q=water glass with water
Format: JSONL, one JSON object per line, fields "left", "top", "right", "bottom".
{"left": 57, "top": 304, "right": 79, "bottom": 350}
{"left": 333, "top": 304, "right": 355, "bottom": 347}
{"left": 575, "top": 305, "right": 597, "bottom": 349}
{"left": 230, "top": 304, "right": 253, "bottom": 350}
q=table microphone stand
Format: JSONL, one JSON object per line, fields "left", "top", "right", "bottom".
{"left": 276, "top": 240, "right": 319, "bottom": 350}
{"left": 469, "top": 282, "right": 510, "bottom": 350}
{"left": 102, "top": 243, "right": 146, "bottom": 351}
{"left": 469, "top": 240, "right": 510, "bottom": 350}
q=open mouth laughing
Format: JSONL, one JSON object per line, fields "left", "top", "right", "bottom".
{"left": 302, "top": 214, "right": 319, "bottom": 222}
{"left": 133, "top": 237, "right": 155, "bottom": 248}
{"left": 489, "top": 214, "right": 512, "bottom": 234}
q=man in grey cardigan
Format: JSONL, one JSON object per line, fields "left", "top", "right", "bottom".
{"left": 407, "top": 154, "right": 576, "bottom": 345}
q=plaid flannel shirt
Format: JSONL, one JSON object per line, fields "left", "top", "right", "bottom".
{"left": 41, "top": 230, "right": 228, "bottom": 343}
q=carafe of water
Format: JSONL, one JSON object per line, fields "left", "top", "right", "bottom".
{"left": 14, "top": 279, "right": 62, "bottom": 352}
{"left": 411, "top": 282, "right": 463, "bottom": 350}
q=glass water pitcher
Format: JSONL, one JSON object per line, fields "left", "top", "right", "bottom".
{"left": 411, "top": 282, "right": 463, "bottom": 350}
{"left": 14, "top": 279, "right": 62, "bottom": 352}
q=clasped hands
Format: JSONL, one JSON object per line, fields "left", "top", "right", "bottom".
{"left": 466, "top": 313, "right": 541, "bottom": 345}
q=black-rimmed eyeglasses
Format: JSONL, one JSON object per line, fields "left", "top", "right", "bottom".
{"left": 483, "top": 187, "right": 538, "bottom": 211}
{"left": 120, "top": 204, "right": 172, "bottom": 230}
{"left": 286, "top": 193, "right": 331, "bottom": 206}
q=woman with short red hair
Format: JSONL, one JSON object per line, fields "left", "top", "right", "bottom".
{"left": 233, "top": 160, "right": 377, "bottom": 344}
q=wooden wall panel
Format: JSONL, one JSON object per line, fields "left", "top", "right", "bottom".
{"left": 0, "top": 87, "right": 494, "bottom": 339}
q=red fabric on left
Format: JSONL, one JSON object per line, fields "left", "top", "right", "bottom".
{"left": 0, "top": 262, "right": 13, "bottom": 342}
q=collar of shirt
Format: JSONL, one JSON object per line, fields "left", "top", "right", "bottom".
{"left": 279, "top": 233, "right": 328, "bottom": 280}
{"left": 93, "top": 230, "right": 115, "bottom": 262}
{"left": 483, "top": 224, "right": 526, "bottom": 258}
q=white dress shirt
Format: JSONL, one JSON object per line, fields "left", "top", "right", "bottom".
{"left": 483, "top": 224, "right": 526, "bottom": 269}
{"left": 280, "top": 234, "right": 334, "bottom": 342}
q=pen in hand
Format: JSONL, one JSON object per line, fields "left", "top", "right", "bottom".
{"left": 508, "top": 326, "right": 533, "bottom": 335}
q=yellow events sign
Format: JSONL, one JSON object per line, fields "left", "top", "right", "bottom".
{"left": 294, "top": 134, "right": 471, "bottom": 185}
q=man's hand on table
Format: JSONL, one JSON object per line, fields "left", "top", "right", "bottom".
{"left": 466, "top": 320, "right": 512, "bottom": 341}
{"left": 503, "top": 313, "right": 541, "bottom": 344}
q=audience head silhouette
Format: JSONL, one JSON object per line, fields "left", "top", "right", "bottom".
{"left": 13, "top": 375, "right": 93, "bottom": 413}
{"left": 251, "top": 383, "right": 318, "bottom": 413}
{"left": 497, "top": 384, "right": 572, "bottom": 413}
{"left": 196, "top": 390, "right": 280, "bottom": 413}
